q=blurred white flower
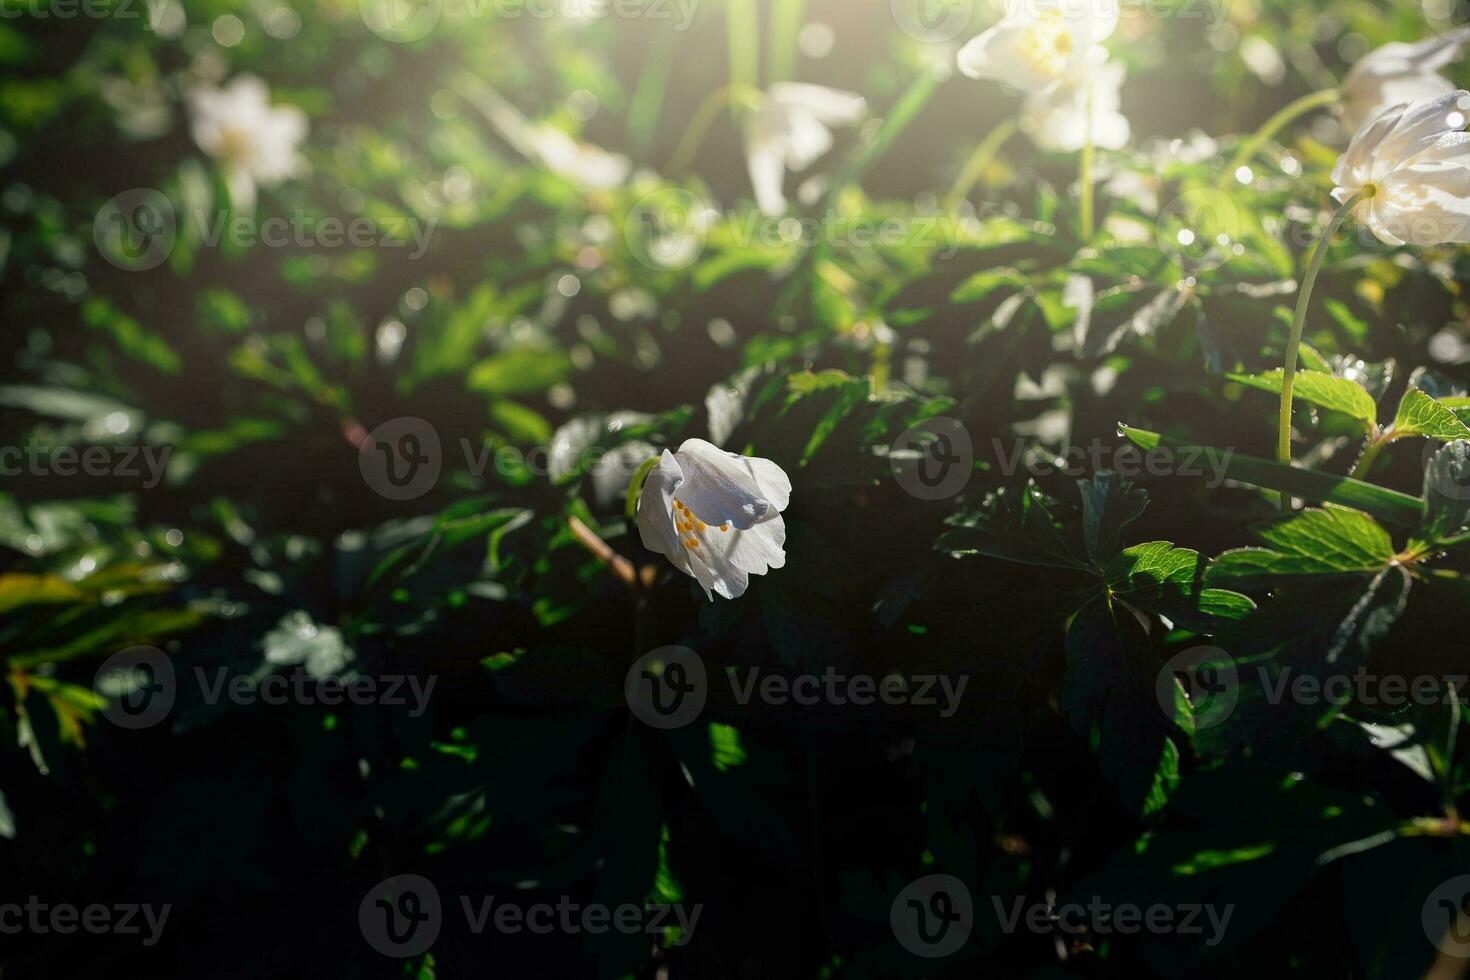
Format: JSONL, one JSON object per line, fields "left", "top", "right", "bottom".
{"left": 1332, "top": 90, "right": 1470, "bottom": 246}
{"left": 189, "top": 74, "right": 307, "bottom": 211}
{"left": 1342, "top": 31, "right": 1470, "bottom": 133}
{"left": 527, "top": 124, "right": 631, "bottom": 190}
{"left": 745, "top": 83, "right": 866, "bottom": 216}
{"left": 636, "top": 438, "right": 790, "bottom": 600}
{"left": 1020, "top": 52, "right": 1130, "bottom": 152}
{"left": 473, "top": 86, "right": 630, "bottom": 190}
{"left": 957, "top": 0, "right": 1119, "bottom": 94}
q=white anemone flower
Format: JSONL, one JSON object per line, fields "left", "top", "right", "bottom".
{"left": 957, "top": 0, "right": 1119, "bottom": 94}
{"left": 473, "top": 86, "right": 630, "bottom": 190}
{"left": 1341, "top": 31, "right": 1470, "bottom": 133}
{"left": 636, "top": 439, "right": 791, "bottom": 600}
{"left": 189, "top": 74, "right": 307, "bottom": 212}
{"left": 526, "top": 124, "right": 632, "bottom": 190}
{"left": 1331, "top": 90, "right": 1470, "bottom": 246}
{"left": 745, "top": 83, "right": 867, "bottom": 216}
{"left": 1020, "top": 52, "right": 1130, "bottom": 152}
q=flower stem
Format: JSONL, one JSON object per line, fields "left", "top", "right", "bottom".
{"left": 666, "top": 83, "right": 763, "bottom": 175}
{"left": 1277, "top": 188, "right": 1370, "bottom": 509}
{"left": 1079, "top": 75, "right": 1095, "bottom": 241}
{"left": 1349, "top": 432, "right": 1392, "bottom": 481}
{"left": 1222, "top": 87, "right": 1340, "bottom": 186}
{"left": 944, "top": 117, "right": 1018, "bottom": 210}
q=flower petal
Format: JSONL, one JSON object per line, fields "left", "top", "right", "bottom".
{"left": 767, "top": 83, "right": 866, "bottom": 126}
{"left": 745, "top": 130, "right": 788, "bottom": 216}
{"left": 672, "top": 438, "right": 781, "bottom": 529}
{"left": 1373, "top": 90, "right": 1470, "bottom": 175}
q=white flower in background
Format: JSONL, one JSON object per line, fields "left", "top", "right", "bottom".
{"left": 637, "top": 439, "right": 790, "bottom": 600}
{"left": 745, "top": 83, "right": 866, "bottom": 216}
{"left": 1332, "top": 90, "right": 1470, "bottom": 246}
{"left": 189, "top": 74, "right": 307, "bottom": 211}
{"left": 526, "top": 124, "right": 631, "bottom": 190}
{"left": 957, "top": 0, "right": 1119, "bottom": 94}
{"left": 1021, "top": 53, "right": 1130, "bottom": 152}
{"left": 474, "top": 87, "right": 630, "bottom": 190}
{"left": 1341, "top": 31, "right": 1470, "bottom": 133}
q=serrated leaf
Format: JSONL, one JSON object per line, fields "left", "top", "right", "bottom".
{"left": 1105, "top": 542, "right": 1255, "bottom": 630}
{"left": 1412, "top": 441, "right": 1470, "bottom": 552}
{"left": 1078, "top": 471, "right": 1148, "bottom": 563}
{"left": 1062, "top": 597, "right": 1180, "bottom": 816}
{"left": 1391, "top": 388, "right": 1470, "bottom": 442}
{"left": 1228, "top": 369, "right": 1377, "bottom": 430}
{"left": 1207, "top": 508, "right": 1394, "bottom": 587}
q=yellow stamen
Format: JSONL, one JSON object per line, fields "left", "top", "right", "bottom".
{"left": 720, "top": 524, "right": 729, "bottom": 532}
{"left": 696, "top": 521, "right": 706, "bottom": 532}
{"left": 684, "top": 537, "right": 698, "bottom": 548}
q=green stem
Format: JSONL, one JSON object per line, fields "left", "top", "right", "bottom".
{"left": 727, "top": 0, "right": 759, "bottom": 96}
{"left": 1079, "top": 75, "right": 1095, "bottom": 241}
{"left": 1349, "top": 431, "right": 1392, "bottom": 481}
{"left": 944, "top": 117, "right": 1018, "bottom": 209}
{"left": 1223, "top": 87, "right": 1341, "bottom": 186}
{"left": 666, "top": 83, "right": 763, "bottom": 175}
{"left": 1277, "top": 187, "right": 1370, "bottom": 509}
{"left": 766, "top": 0, "right": 805, "bottom": 86}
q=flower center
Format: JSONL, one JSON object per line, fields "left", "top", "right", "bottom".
{"left": 216, "top": 124, "right": 254, "bottom": 165}
{"left": 1019, "top": 11, "right": 1073, "bottom": 81}
{"left": 673, "top": 498, "right": 729, "bottom": 550}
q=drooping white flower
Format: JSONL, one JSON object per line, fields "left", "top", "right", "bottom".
{"left": 526, "top": 124, "right": 632, "bottom": 190}
{"left": 1020, "top": 52, "right": 1130, "bottom": 152}
{"left": 472, "top": 86, "right": 630, "bottom": 190}
{"left": 745, "top": 83, "right": 866, "bottom": 216}
{"left": 957, "top": 0, "right": 1119, "bottom": 94}
{"left": 1341, "top": 31, "right": 1470, "bottom": 133}
{"left": 189, "top": 74, "right": 307, "bottom": 211}
{"left": 1331, "top": 90, "right": 1470, "bottom": 246}
{"left": 636, "top": 439, "right": 790, "bottom": 600}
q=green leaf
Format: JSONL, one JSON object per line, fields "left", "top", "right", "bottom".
{"left": 1227, "top": 369, "right": 1377, "bottom": 430}
{"left": 1062, "top": 597, "right": 1181, "bottom": 816}
{"left": 1391, "top": 388, "right": 1470, "bottom": 442}
{"left": 1078, "top": 471, "right": 1148, "bottom": 563}
{"left": 466, "top": 348, "right": 572, "bottom": 397}
{"left": 1413, "top": 441, "right": 1470, "bottom": 551}
{"left": 1119, "top": 425, "right": 1425, "bottom": 526}
{"left": 1105, "top": 542, "right": 1255, "bottom": 631}
{"left": 938, "top": 483, "right": 1086, "bottom": 570}
{"left": 1207, "top": 508, "right": 1395, "bottom": 587}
